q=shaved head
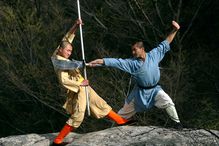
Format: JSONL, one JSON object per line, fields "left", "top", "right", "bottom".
{"left": 59, "top": 41, "right": 71, "bottom": 49}
{"left": 58, "top": 41, "right": 73, "bottom": 59}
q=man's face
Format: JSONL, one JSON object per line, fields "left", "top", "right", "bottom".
{"left": 132, "top": 44, "right": 144, "bottom": 58}
{"left": 58, "top": 44, "right": 72, "bottom": 59}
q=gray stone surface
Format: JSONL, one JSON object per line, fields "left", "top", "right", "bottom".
{"left": 0, "top": 126, "right": 219, "bottom": 146}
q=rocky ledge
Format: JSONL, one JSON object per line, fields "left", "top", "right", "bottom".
{"left": 0, "top": 126, "right": 219, "bottom": 146}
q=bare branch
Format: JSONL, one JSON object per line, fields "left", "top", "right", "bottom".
{"left": 168, "top": 0, "right": 175, "bottom": 15}
{"left": 152, "top": 0, "right": 165, "bottom": 26}
{"left": 180, "top": 0, "right": 205, "bottom": 42}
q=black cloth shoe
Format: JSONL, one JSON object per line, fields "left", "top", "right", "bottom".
{"left": 117, "top": 119, "right": 138, "bottom": 126}
{"left": 174, "top": 122, "right": 183, "bottom": 130}
{"left": 51, "top": 142, "right": 70, "bottom": 146}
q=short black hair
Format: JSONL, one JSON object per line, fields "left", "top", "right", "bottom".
{"left": 133, "top": 41, "right": 144, "bottom": 48}
{"left": 131, "top": 39, "right": 151, "bottom": 50}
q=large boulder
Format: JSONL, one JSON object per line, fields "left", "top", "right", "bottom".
{"left": 0, "top": 126, "right": 218, "bottom": 146}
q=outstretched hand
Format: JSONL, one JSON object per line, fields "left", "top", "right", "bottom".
{"left": 172, "top": 21, "right": 180, "bottom": 30}
{"left": 87, "top": 59, "right": 104, "bottom": 67}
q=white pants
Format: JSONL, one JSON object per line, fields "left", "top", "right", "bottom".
{"left": 118, "top": 90, "right": 180, "bottom": 123}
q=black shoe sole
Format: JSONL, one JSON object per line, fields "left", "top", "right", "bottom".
{"left": 117, "top": 119, "right": 138, "bottom": 126}
{"left": 51, "top": 142, "right": 71, "bottom": 146}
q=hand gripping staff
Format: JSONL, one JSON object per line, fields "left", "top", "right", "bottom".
{"left": 77, "top": 0, "right": 90, "bottom": 116}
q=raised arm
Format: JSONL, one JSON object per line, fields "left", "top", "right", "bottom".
{"left": 166, "top": 21, "right": 180, "bottom": 44}
{"left": 52, "top": 19, "right": 82, "bottom": 57}
{"left": 62, "top": 19, "right": 82, "bottom": 43}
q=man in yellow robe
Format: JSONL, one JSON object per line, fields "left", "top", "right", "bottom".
{"left": 51, "top": 19, "right": 131, "bottom": 145}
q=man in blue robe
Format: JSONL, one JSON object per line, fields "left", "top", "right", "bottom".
{"left": 88, "top": 21, "right": 182, "bottom": 129}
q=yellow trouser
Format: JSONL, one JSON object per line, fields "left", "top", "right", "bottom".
{"left": 64, "top": 86, "right": 112, "bottom": 128}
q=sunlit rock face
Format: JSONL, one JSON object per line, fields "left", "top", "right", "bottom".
{"left": 0, "top": 126, "right": 219, "bottom": 146}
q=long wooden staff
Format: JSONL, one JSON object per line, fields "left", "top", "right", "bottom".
{"left": 77, "top": 0, "right": 90, "bottom": 116}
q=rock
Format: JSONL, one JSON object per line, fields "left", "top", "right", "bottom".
{"left": 0, "top": 126, "right": 218, "bottom": 146}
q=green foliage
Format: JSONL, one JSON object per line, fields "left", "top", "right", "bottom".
{"left": 0, "top": 0, "right": 68, "bottom": 137}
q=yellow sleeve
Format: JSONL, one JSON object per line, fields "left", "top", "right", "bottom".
{"left": 62, "top": 32, "right": 75, "bottom": 43}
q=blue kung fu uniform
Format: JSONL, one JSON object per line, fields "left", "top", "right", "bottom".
{"left": 103, "top": 40, "right": 170, "bottom": 112}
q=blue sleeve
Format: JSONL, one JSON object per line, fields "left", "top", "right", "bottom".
{"left": 149, "top": 40, "right": 170, "bottom": 62}
{"left": 51, "top": 57, "right": 83, "bottom": 70}
{"left": 103, "top": 58, "right": 139, "bottom": 74}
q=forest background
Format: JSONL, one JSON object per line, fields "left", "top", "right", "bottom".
{"left": 0, "top": 0, "right": 218, "bottom": 137}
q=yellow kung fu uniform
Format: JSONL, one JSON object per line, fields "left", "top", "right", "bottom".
{"left": 51, "top": 30, "right": 111, "bottom": 128}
